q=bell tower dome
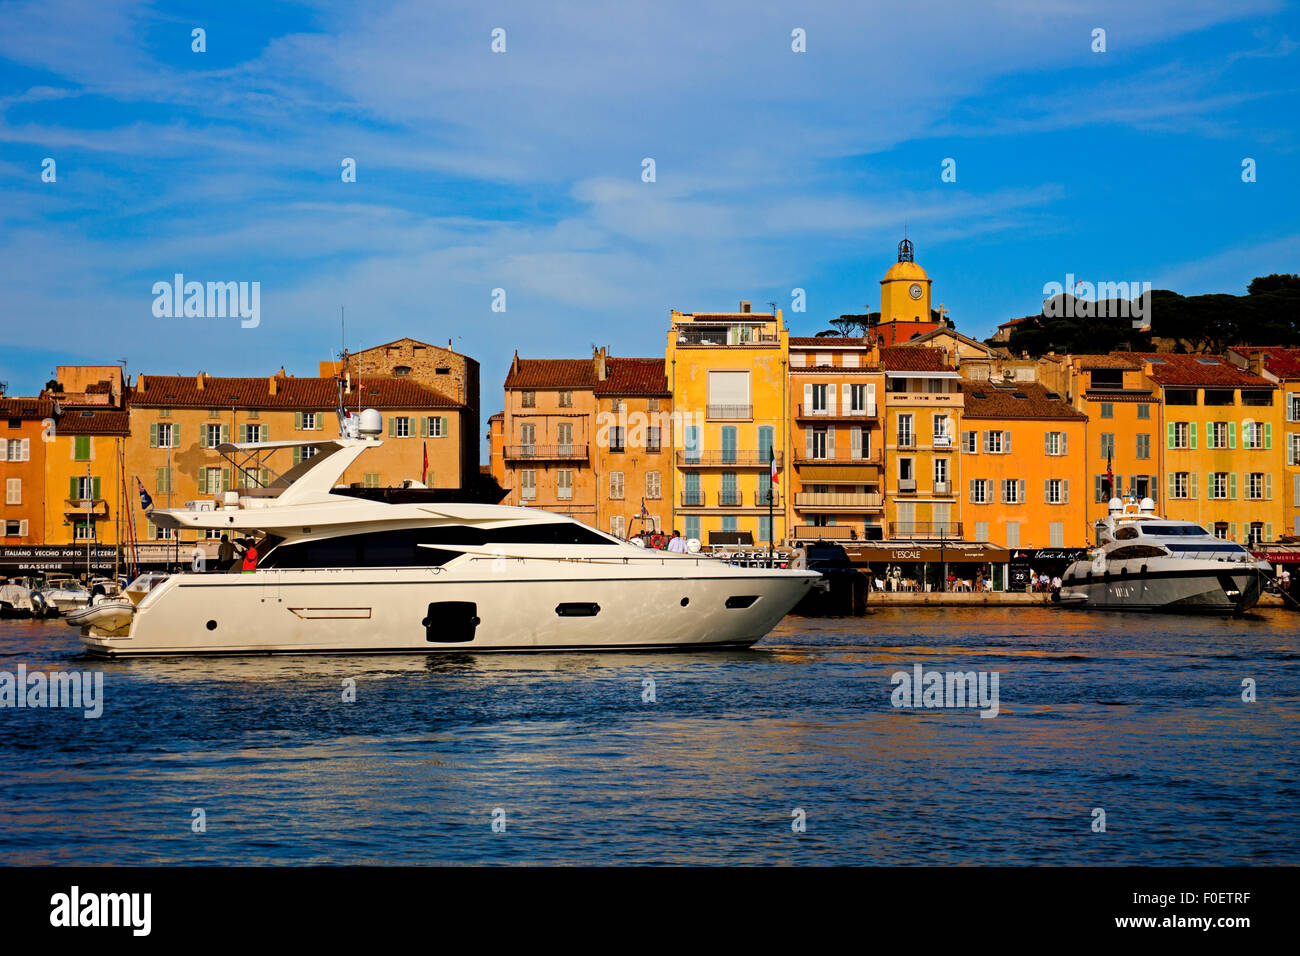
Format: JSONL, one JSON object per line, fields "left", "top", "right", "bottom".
{"left": 879, "top": 237, "right": 932, "bottom": 323}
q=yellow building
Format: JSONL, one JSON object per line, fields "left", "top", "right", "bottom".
{"left": 666, "top": 303, "right": 788, "bottom": 547}
{"left": 592, "top": 354, "right": 673, "bottom": 539}
{"left": 959, "top": 382, "right": 1088, "bottom": 549}
{"left": 880, "top": 346, "right": 963, "bottom": 540}
{"left": 1228, "top": 347, "right": 1300, "bottom": 538}
{"left": 787, "top": 336, "right": 885, "bottom": 542}
{"left": 1135, "top": 353, "right": 1284, "bottom": 545}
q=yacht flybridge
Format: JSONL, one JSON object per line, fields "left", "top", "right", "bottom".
{"left": 1057, "top": 496, "right": 1269, "bottom": 613}
{"left": 77, "top": 409, "right": 817, "bottom": 656}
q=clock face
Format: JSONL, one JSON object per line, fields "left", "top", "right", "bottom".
{"left": 909, "top": 283, "right": 924, "bottom": 300}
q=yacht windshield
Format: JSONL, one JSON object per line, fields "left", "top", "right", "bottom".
{"left": 1164, "top": 542, "right": 1249, "bottom": 555}
{"left": 1138, "top": 524, "right": 1210, "bottom": 537}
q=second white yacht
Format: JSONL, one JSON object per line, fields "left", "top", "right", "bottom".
{"left": 78, "top": 409, "right": 817, "bottom": 656}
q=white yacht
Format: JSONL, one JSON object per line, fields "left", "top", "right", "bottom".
{"left": 77, "top": 409, "right": 817, "bottom": 657}
{"left": 1058, "top": 497, "right": 1269, "bottom": 614}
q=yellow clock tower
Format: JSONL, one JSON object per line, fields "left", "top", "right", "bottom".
{"left": 879, "top": 238, "right": 932, "bottom": 323}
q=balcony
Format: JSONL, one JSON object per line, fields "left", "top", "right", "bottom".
{"left": 63, "top": 498, "right": 109, "bottom": 517}
{"left": 793, "top": 492, "right": 883, "bottom": 511}
{"left": 681, "top": 491, "right": 705, "bottom": 507}
{"left": 505, "top": 444, "right": 589, "bottom": 461}
{"left": 793, "top": 451, "right": 881, "bottom": 467}
{"left": 717, "top": 490, "right": 743, "bottom": 507}
{"left": 796, "top": 403, "right": 877, "bottom": 420}
{"left": 934, "top": 480, "right": 952, "bottom": 495}
{"left": 896, "top": 435, "right": 915, "bottom": 449}
{"left": 707, "top": 404, "right": 752, "bottom": 420}
{"left": 791, "top": 525, "right": 858, "bottom": 540}
{"left": 675, "top": 327, "right": 778, "bottom": 347}
{"left": 677, "top": 450, "right": 783, "bottom": 468}
{"left": 932, "top": 435, "right": 953, "bottom": 450}
{"left": 898, "top": 478, "right": 917, "bottom": 493}
{"left": 889, "top": 521, "right": 964, "bottom": 539}
{"left": 752, "top": 491, "right": 781, "bottom": 507}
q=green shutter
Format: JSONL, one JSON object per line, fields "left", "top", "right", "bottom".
{"left": 172, "top": 424, "right": 180, "bottom": 447}
{"left": 440, "top": 416, "right": 448, "bottom": 438}
{"left": 1228, "top": 422, "right": 1236, "bottom": 449}
{"left": 1229, "top": 473, "right": 1237, "bottom": 499}
{"left": 1189, "top": 422, "right": 1197, "bottom": 449}
{"left": 222, "top": 467, "right": 231, "bottom": 492}
{"left": 1229, "top": 522, "right": 1237, "bottom": 542}
{"left": 1265, "top": 522, "right": 1273, "bottom": 542}
{"left": 92, "top": 476, "right": 100, "bottom": 500}
{"left": 1168, "top": 472, "right": 1176, "bottom": 499}
{"left": 157, "top": 467, "right": 167, "bottom": 493}
{"left": 1265, "top": 473, "right": 1273, "bottom": 499}
{"left": 69, "top": 477, "right": 77, "bottom": 500}
{"left": 221, "top": 424, "right": 229, "bottom": 444}
{"left": 150, "top": 422, "right": 158, "bottom": 448}
{"left": 1265, "top": 422, "right": 1272, "bottom": 449}
{"left": 419, "top": 416, "right": 428, "bottom": 438}
{"left": 1166, "top": 422, "right": 1175, "bottom": 448}
{"left": 198, "top": 469, "right": 207, "bottom": 493}
{"left": 292, "top": 447, "right": 301, "bottom": 465}
{"left": 388, "top": 417, "right": 396, "bottom": 437}
{"left": 1207, "top": 473, "right": 1214, "bottom": 499}
{"left": 316, "top": 414, "right": 323, "bottom": 432}
{"left": 260, "top": 424, "right": 268, "bottom": 442}
{"left": 1190, "top": 472, "right": 1197, "bottom": 499}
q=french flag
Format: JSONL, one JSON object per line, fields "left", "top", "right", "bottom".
{"left": 770, "top": 451, "right": 779, "bottom": 485}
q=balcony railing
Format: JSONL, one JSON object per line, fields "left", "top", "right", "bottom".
{"left": 677, "top": 450, "right": 783, "bottom": 468}
{"left": 717, "top": 490, "right": 743, "bottom": 507}
{"left": 898, "top": 478, "right": 917, "bottom": 493}
{"left": 889, "top": 521, "right": 964, "bottom": 539}
{"left": 752, "top": 491, "right": 781, "bottom": 507}
{"left": 793, "top": 451, "right": 881, "bottom": 466}
{"left": 896, "top": 435, "right": 915, "bottom": 449}
{"left": 505, "top": 444, "right": 589, "bottom": 461}
{"left": 676, "top": 328, "right": 778, "bottom": 347}
{"left": 796, "top": 403, "right": 876, "bottom": 419}
{"left": 681, "top": 491, "right": 705, "bottom": 507}
{"left": 932, "top": 435, "right": 953, "bottom": 449}
{"left": 791, "top": 525, "right": 858, "bottom": 540}
{"left": 793, "top": 492, "right": 883, "bottom": 510}
{"left": 707, "top": 404, "right": 752, "bottom": 420}
{"left": 63, "top": 498, "right": 109, "bottom": 516}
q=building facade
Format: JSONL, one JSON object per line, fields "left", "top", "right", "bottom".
{"left": 0, "top": 397, "right": 53, "bottom": 545}
{"left": 787, "top": 336, "right": 885, "bottom": 542}
{"left": 666, "top": 304, "right": 788, "bottom": 546}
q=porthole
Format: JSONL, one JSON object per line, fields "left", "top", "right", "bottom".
{"left": 206, "top": 620, "right": 217, "bottom": 630}
{"left": 680, "top": 597, "right": 689, "bottom": 607}
{"left": 555, "top": 602, "right": 600, "bottom": 617}
{"left": 725, "top": 595, "right": 759, "bottom": 609}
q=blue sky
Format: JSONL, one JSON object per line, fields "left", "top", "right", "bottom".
{"left": 1, "top": 0, "right": 1297, "bottom": 430}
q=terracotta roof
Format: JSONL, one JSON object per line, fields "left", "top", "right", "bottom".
{"left": 58, "top": 408, "right": 130, "bottom": 435}
{"left": 130, "top": 374, "right": 459, "bottom": 409}
{"left": 1132, "top": 353, "right": 1273, "bottom": 388}
{"left": 1076, "top": 354, "right": 1142, "bottom": 370}
{"left": 789, "top": 336, "right": 871, "bottom": 347}
{"left": 504, "top": 359, "right": 596, "bottom": 390}
{"left": 0, "top": 397, "right": 55, "bottom": 419}
{"left": 996, "top": 316, "right": 1032, "bottom": 329}
{"left": 595, "top": 358, "right": 669, "bottom": 396}
{"left": 961, "top": 382, "right": 1086, "bottom": 421}
{"left": 879, "top": 346, "right": 951, "bottom": 372}
{"left": 1238, "top": 346, "right": 1300, "bottom": 381}
{"left": 1082, "top": 390, "right": 1155, "bottom": 403}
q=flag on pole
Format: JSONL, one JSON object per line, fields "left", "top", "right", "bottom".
{"left": 770, "top": 450, "right": 780, "bottom": 485}
{"left": 1105, "top": 448, "right": 1114, "bottom": 499}
{"left": 135, "top": 476, "right": 153, "bottom": 511}
{"left": 640, "top": 497, "right": 649, "bottom": 520}
{"left": 422, "top": 442, "right": 429, "bottom": 485}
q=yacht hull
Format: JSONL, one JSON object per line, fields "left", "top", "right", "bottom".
{"left": 1057, "top": 562, "right": 1264, "bottom": 614}
{"left": 79, "top": 566, "right": 818, "bottom": 656}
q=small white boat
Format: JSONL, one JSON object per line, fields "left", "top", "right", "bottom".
{"left": 65, "top": 599, "right": 135, "bottom": 633}
{"left": 43, "top": 576, "right": 92, "bottom": 614}
{"left": 0, "top": 578, "right": 51, "bottom": 618}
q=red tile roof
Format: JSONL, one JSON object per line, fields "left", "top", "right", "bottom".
{"left": 879, "top": 346, "right": 952, "bottom": 372}
{"left": 1238, "top": 346, "right": 1300, "bottom": 381}
{"left": 996, "top": 316, "right": 1032, "bottom": 330}
{"left": 0, "top": 397, "right": 55, "bottom": 419}
{"left": 595, "top": 358, "right": 669, "bottom": 396}
{"left": 130, "top": 374, "right": 459, "bottom": 409}
{"left": 58, "top": 408, "right": 130, "bottom": 435}
{"left": 960, "top": 382, "right": 1087, "bottom": 421}
{"left": 504, "top": 359, "right": 596, "bottom": 390}
{"left": 1076, "top": 354, "right": 1142, "bottom": 370}
{"left": 1132, "top": 353, "right": 1273, "bottom": 388}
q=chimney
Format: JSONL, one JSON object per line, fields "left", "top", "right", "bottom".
{"left": 137, "top": 374, "right": 146, "bottom": 392}
{"left": 268, "top": 375, "right": 277, "bottom": 396}
{"left": 595, "top": 346, "right": 607, "bottom": 381}
{"left": 739, "top": 300, "right": 752, "bottom": 313}
{"left": 195, "top": 372, "right": 205, "bottom": 390}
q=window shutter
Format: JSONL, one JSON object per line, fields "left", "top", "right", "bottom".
{"left": 1018, "top": 479, "right": 1025, "bottom": 503}
{"left": 1229, "top": 473, "right": 1237, "bottom": 500}
{"left": 805, "top": 430, "right": 813, "bottom": 458}
{"left": 440, "top": 416, "right": 448, "bottom": 437}
{"left": 19, "top": 520, "right": 27, "bottom": 537}
{"left": 1005, "top": 433, "right": 1012, "bottom": 455}
{"left": 150, "top": 422, "right": 158, "bottom": 448}
{"left": 1206, "top": 472, "right": 1214, "bottom": 499}
{"left": 983, "top": 431, "right": 991, "bottom": 453}
{"left": 294, "top": 412, "right": 303, "bottom": 431}
{"left": 1189, "top": 422, "right": 1197, "bottom": 449}
{"left": 866, "top": 383, "right": 877, "bottom": 416}
{"left": 220, "top": 424, "right": 229, "bottom": 444}
{"left": 293, "top": 447, "right": 302, "bottom": 465}
{"left": 69, "top": 477, "right": 78, "bottom": 500}
{"left": 92, "top": 476, "right": 100, "bottom": 500}
{"left": 262, "top": 468, "right": 271, "bottom": 486}
{"left": 851, "top": 427, "right": 862, "bottom": 459}
{"left": 198, "top": 469, "right": 208, "bottom": 493}
{"left": 827, "top": 429, "right": 835, "bottom": 458}
{"left": 1228, "top": 421, "right": 1236, "bottom": 449}
{"left": 1095, "top": 475, "right": 1102, "bottom": 502}
{"left": 1189, "top": 472, "right": 1197, "bottom": 499}
{"left": 826, "top": 386, "right": 837, "bottom": 416}
{"left": 968, "top": 479, "right": 976, "bottom": 503}
{"left": 1229, "top": 522, "right": 1237, "bottom": 542}
{"left": 170, "top": 425, "right": 178, "bottom": 448}
{"left": 1044, "top": 433, "right": 1050, "bottom": 455}
{"left": 841, "top": 383, "right": 851, "bottom": 413}
{"left": 1168, "top": 472, "right": 1177, "bottom": 499}
{"left": 1266, "top": 473, "right": 1273, "bottom": 500}
{"left": 1061, "top": 433, "right": 1068, "bottom": 456}
{"left": 803, "top": 384, "right": 813, "bottom": 413}
{"left": 1166, "top": 422, "right": 1174, "bottom": 448}
{"left": 1043, "top": 479, "right": 1049, "bottom": 502}
{"left": 314, "top": 414, "right": 323, "bottom": 431}
{"left": 1063, "top": 480, "right": 1069, "bottom": 504}
{"left": 388, "top": 417, "right": 395, "bottom": 437}
{"left": 1265, "top": 422, "right": 1272, "bottom": 449}
{"left": 1266, "top": 522, "right": 1273, "bottom": 542}
{"left": 260, "top": 425, "right": 268, "bottom": 442}
{"left": 419, "top": 416, "right": 428, "bottom": 437}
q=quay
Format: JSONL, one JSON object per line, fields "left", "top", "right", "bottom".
{"left": 862, "top": 590, "right": 1287, "bottom": 608}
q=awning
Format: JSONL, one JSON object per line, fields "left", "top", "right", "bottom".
{"left": 797, "top": 465, "right": 879, "bottom": 482}
{"left": 1253, "top": 550, "right": 1300, "bottom": 564}
{"left": 846, "top": 542, "right": 1010, "bottom": 563}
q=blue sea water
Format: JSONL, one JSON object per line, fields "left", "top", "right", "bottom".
{"left": 0, "top": 606, "right": 1296, "bottom": 865}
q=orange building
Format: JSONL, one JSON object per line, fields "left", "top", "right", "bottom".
{"left": 125, "top": 371, "right": 464, "bottom": 550}
{"left": 959, "top": 382, "right": 1088, "bottom": 549}
{"left": 0, "top": 396, "right": 54, "bottom": 545}
{"left": 787, "top": 336, "right": 885, "bottom": 542}
{"left": 593, "top": 354, "right": 673, "bottom": 538}
{"left": 1228, "top": 346, "right": 1300, "bottom": 538}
